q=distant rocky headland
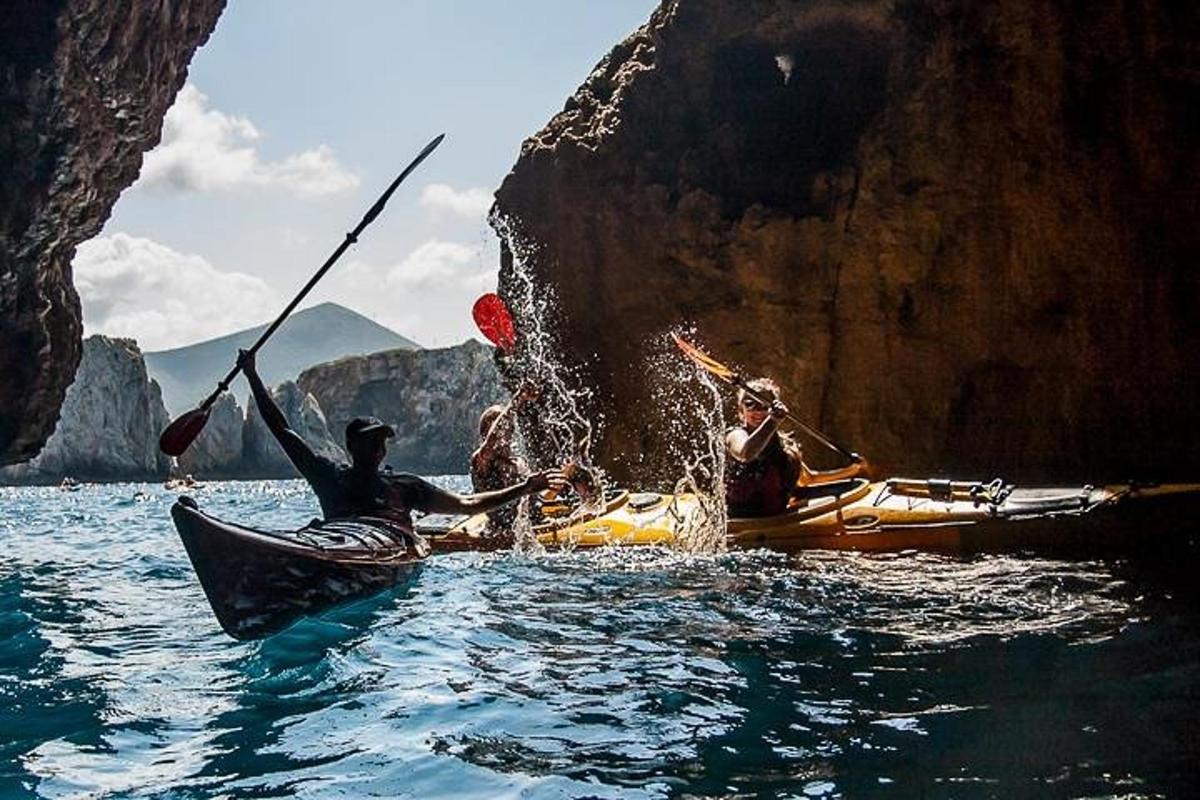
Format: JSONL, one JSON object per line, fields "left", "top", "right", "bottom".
{"left": 146, "top": 302, "right": 421, "bottom": 415}
{"left": 0, "top": 336, "right": 504, "bottom": 485}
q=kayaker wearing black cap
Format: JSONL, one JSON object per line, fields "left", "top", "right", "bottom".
{"left": 724, "top": 377, "right": 803, "bottom": 517}
{"left": 238, "top": 349, "right": 567, "bottom": 526}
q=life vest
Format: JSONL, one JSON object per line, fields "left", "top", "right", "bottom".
{"left": 724, "top": 428, "right": 800, "bottom": 517}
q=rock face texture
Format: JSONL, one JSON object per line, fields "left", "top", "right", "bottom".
{"left": 0, "top": 338, "right": 496, "bottom": 483}
{"left": 0, "top": 0, "right": 226, "bottom": 466}
{"left": 177, "top": 392, "right": 244, "bottom": 478}
{"left": 242, "top": 381, "right": 346, "bottom": 478}
{"left": 494, "top": 0, "right": 1200, "bottom": 484}
{"left": 0, "top": 336, "right": 171, "bottom": 484}
{"left": 299, "top": 340, "right": 506, "bottom": 475}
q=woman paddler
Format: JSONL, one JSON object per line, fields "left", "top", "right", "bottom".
{"left": 238, "top": 349, "right": 567, "bottom": 539}
{"left": 724, "top": 377, "right": 803, "bottom": 517}
{"left": 470, "top": 384, "right": 538, "bottom": 534}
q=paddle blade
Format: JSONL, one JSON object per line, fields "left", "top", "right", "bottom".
{"left": 670, "top": 332, "right": 739, "bottom": 383}
{"left": 473, "top": 293, "right": 517, "bottom": 352}
{"left": 159, "top": 407, "right": 211, "bottom": 457}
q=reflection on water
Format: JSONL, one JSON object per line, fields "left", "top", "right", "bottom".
{"left": 0, "top": 480, "right": 1197, "bottom": 798}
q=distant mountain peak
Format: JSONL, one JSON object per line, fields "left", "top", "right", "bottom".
{"left": 145, "top": 304, "right": 420, "bottom": 414}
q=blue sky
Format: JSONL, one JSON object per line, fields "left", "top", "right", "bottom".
{"left": 79, "top": 1, "right": 658, "bottom": 351}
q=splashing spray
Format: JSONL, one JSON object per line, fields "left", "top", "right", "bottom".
{"left": 491, "top": 215, "right": 611, "bottom": 546}
{"left": 642, "top": 327, "right": 730, "bottom": 553}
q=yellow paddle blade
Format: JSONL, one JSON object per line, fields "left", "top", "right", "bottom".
{"left": 670, "top": 332, "right": 739, "bottom": 383}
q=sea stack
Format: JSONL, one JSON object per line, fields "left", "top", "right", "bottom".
{"left": 0, "top": 336, "right": 172, "bottom": 484}
{"left": 493, "top": 0, "right": 1200, "bottom": 485}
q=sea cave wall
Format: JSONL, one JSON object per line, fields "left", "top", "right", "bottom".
{"left": 0, "top": 0, "right": 226, "bottom": 466}
{"left": 494, "top": 0, "right": 1200, "bottom": 485}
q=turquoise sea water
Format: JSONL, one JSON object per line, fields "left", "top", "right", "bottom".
{"left": 1, "top": 479, "right": 1197, "bottom": 798}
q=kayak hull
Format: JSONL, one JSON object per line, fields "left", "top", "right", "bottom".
{"left": 171, "top": 498, "right": 425, "bottom": 640}
{"left": 432, "top": 478, "right": 1200, "bottom": 555}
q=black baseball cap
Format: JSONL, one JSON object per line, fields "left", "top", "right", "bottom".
{"left": 345, "top": 416, "right": 395, "bottom": 443}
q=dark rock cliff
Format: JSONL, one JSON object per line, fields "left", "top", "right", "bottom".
{"left": 298, "top": 340, "right": 506, "bottom": 475}
{"left": 493, "top": 0, "right": 1200, "bottom": 484}
{"left": 0, "top": 0, "right": 226, "bottom": 466}
{"left": 0, "top": 336, "right": 171, "bottom": 484}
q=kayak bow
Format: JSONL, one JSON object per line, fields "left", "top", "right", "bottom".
{"left": 172, "top": 497, "right": 427, "bottom": 640}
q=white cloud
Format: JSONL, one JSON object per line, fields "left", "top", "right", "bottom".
{"left": 261, "top": 145, "right": 359, "bottom": 198}
{"left": 385, "top": 239, "right": 492, "bottom": 292}
{"left": 419, "top": 183, "right": 493, "bottom": 219}
{"left": 75, "top": 233, "right": 281, "bottom": 351}
{"left": 137, "top": 84, "right": 359, "bottom": 197}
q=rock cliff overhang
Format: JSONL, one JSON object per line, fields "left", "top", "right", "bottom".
{"left": 0, "top": 0, "right": 226, "bottom": 465}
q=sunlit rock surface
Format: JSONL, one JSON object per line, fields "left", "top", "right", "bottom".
{"left": 0, "top": 336, "right": 170, "bottom": 484}
{"left": 0, "top": 0, "right": 226, "bottom": 466}
{"left": 494, "top": 0, "right": 1200, "bottom": 484}
{"left": 241, "top": 381, "right": 347, "bottom": 478}
{"left": 298, "top": 340, "right": 505, "bottom": 475}
{"left": 177, "top": 393, "right": 244, "bottom": 478}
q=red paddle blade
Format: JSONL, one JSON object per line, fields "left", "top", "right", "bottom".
{"left": 159, "top": 407, "right": 211, "bottom": 456}
{"left": 670, "top": 332, "right": 739, "bottom": 383}
{"left": 472, "top": 293, "right": 517, "bottom": 353}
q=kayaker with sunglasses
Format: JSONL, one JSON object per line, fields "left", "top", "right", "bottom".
{"left": 724, "top": 378, "right": 803, "bottom": 517}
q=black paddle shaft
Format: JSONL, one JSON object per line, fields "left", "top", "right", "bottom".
{"left": 196, "top": 134, "right": 446, "bottom": 411}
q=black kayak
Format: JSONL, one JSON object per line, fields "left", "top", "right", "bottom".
{"left": 171, "top": 496, "right": 427, "bottom": 640}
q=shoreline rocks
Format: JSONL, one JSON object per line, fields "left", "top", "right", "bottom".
{"left": 0, "top": 337, "right": 501, "bottom": 485}
{"left": 299, "top": 339, "right": 506, "bottom": 476}
{"left": 0, "top": 337, "right": 171, "bottom": 485}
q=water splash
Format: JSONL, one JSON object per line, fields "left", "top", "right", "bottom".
{"left": 636, "top": 328, "right": 732, "bottom": 553}
{"left": 492, "top": 217, "right": 610, "bottom": 545}
{"left": 490, "top": 215, "right": 738, "bottom": 554}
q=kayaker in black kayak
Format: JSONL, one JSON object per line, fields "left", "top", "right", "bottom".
{"left": 724, "top": 377, "right": 803, "bottom": 517}
{"left": 238, "top": 349, "right": 567, "bottom": 526}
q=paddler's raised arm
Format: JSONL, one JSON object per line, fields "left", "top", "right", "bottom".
{"left": 237, "top": 348, "right": 322, "bottom": 474}
{"left": 238, "top": 349, "right": 290, "bottom": 434}
{"left": 478, "top": 384, "right": 537, "bottom": 457}
{"left": 727, "top": 398, "right": 790, "bottom": 462}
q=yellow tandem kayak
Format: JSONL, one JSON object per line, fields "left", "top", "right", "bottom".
{"left": 427, "top": 477, "right": 1200, "bottom": 554}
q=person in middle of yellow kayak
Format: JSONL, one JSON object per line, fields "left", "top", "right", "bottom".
{"left": 724, "top": 378, "right": 803, "bottom": 517}
{"left": 471, "top": 384, "right": 537, "bottom": 533}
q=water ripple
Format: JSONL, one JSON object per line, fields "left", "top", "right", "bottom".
{"left": 0, "top": 481, "right": 1197, "bottom": 798}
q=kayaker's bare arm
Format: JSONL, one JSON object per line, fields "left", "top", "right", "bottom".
{"left": 238, "top": 349, "right": 321, "bottom": 472}
{"left": 417, "top": 469, "right": 568, "bottom": 515}
{"left": 727, "top": 400, "right": 789, "bottom": 462}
